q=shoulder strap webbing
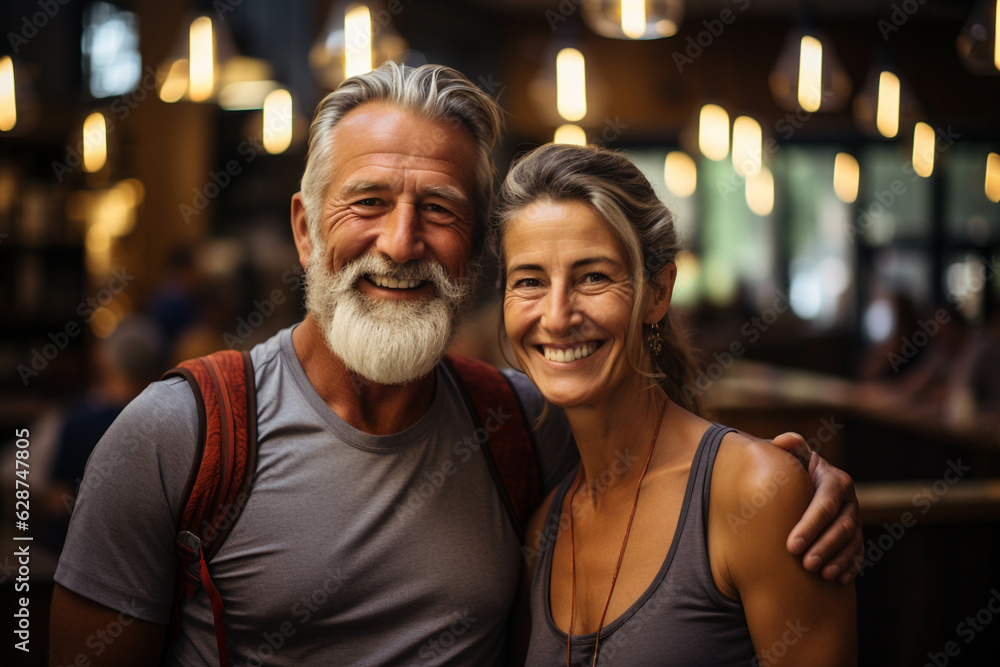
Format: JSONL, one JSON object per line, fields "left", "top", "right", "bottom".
{"left": 442, "top": 354, "right": 543, "bottom": 542}
{"left": 161, "top": 349, "right": 258, "bottom": 667}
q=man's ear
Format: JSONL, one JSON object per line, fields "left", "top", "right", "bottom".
{"left": 643, "top": 262, "right": 677, "bottom": 324}
{"left": 291, "top": 192, "right": 313, "bottom": 269}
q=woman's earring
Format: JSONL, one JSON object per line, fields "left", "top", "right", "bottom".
{"left": 647, "top": 323, "right": 663, "bottom": 356}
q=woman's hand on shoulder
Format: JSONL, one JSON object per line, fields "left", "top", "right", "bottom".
{"left": 710, "top": 433, "right": 857, "bottom": 667}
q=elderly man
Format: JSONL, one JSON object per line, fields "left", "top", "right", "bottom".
{"left": 50, "top": 63, "right": 862, "bottom": 666}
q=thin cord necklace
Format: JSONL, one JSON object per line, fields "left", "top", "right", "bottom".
{"left": 565, "top": 398, "right": 669, "bottom": 667}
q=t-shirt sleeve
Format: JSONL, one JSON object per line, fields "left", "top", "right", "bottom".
{"left": 502, "top": 368, "right": 579, "bottom": 494}
{"left": 54, "top": 377, "right": 199, "bottom": 624}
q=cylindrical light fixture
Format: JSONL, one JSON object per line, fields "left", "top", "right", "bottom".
{"left": 263, "top": 89, "right": 293, "bottom": 154}
{"left": 986, "top": 152, "right": 1000, "bottom": 203}
{"left": 554, "top": 124, "right": 587, "bottom": 145}
{"left": 344, "top": 4, "right": 373, "bottom": 79}
{"left": 746, "top": 166, "right": 774, "bottom": 216}
{"left": 699, "top": 104, "right": 729, "bottom": 161}
{"left": 833, "top": 153, "right": 860, "bottom": 204}
{"left": 664, "top": 151, "right": 697, "bottom": 198}
{"left": 188, "top": 16, "right": 215, "bottom": 102}
{"left": 0, "top": 56, "right": 15, "bottom": 132}
{"left": 82, "top": 112, "right": 108, "bottom": 173}
{"left": 912, "top": 122, "right": 936, "bottom": 178}
{"left": 732, "top": 116, "right": 762, "bottom": 177}
{"left": 876, "top": 71, "right": 901, "bottom": 138}
{"left": 556, "top": 48, "right": 587, "bottom": 122}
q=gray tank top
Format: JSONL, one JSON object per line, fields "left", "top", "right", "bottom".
{"left": 525, "top": 423, "right": 757, "bottom": 666}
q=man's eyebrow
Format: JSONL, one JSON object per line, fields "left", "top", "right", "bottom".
{"left": 339, "top": 178, "right": 391, "bottom": 198}
{"left": 421, "top": 185, "right": 470, "bottom": 208}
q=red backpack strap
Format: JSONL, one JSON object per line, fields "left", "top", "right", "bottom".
{"left": 442, "top": 354, "right": 543, "bottom": 541}
{"left": 160, "top": 349, "right": 258, "bottom": 667}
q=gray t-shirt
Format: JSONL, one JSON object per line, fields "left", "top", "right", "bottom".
{"left": 55, "top": 325, "right": 576, "bottom": 666}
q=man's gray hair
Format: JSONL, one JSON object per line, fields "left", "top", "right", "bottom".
{"left": 300, "top": 62, "right": 503, "bottom": 251}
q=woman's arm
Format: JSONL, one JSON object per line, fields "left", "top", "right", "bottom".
{"left": 710, "top": 435, "right": 857, "bottom": 667}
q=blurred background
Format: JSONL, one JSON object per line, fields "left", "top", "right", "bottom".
{"left": 1, "top": 0, "right": 999, "bottom": 664}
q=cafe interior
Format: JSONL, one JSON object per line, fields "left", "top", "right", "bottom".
{"left": 1, "top": 0, "right": 999, "bottom": 664}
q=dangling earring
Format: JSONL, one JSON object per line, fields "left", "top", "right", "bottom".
{"left": 646, "top": 322, "right": 663, "bottom": 356}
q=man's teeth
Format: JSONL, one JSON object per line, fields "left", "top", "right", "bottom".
{"left": 543, "top": 343, "right": 599, "bottom": 363}
{"left": 370, "top": 275, "right": 423, "bottom": 289}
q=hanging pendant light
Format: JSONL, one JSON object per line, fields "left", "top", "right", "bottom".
{"left": 957, "top": 0, "right": 1000, "bottom": 75}
{"left": 664, "top": 151, "right": 697, "bottom": 198}
{"left": 852, "top": 58, "right": 921, "bottom": 139}
{"left": 833, "top": 153, "right": 860, "bottom": 204}
{"left": 158, "top": 13, "right": 276, "bottom": 107}
{"left": 0, "top": 55, "right": 39, "bottom": 134}
{"left": 986, "top": 152, "right": 1000, "bottom": 203}
{"left": 769, "top": 25, "right": 851, "bottom": 112}
{"left": 529, "top": 34, "right": 608, "bottom": 133}
{"left": 581, "top": 0, "right": 684, "bottom": 40}
{"left": 310, "top": 0, "right": 408, "bottom": 90}
{"left": 0, "top": 56, "right": 15, "bottom": 132}
{"left": 698, "top": 104, "right": 729, "bottom": 161}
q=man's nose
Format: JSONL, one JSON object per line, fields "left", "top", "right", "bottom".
{"left": 376, "top": 204, "right": 426, "bottom": 264}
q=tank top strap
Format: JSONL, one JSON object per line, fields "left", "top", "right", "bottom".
{"left": 691, "top": 423, "right": 738, "bottom": 538}
{"left": 532, "top": 465, "right": 578, "bottom": 578}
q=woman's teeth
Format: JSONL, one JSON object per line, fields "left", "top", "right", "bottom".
{"left": 369, "top": 275, "right": 423, "bottom": 289}
{"left": 542, "top": 343, "right": 599, "bottom": 363}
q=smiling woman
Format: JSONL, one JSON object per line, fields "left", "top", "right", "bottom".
{"left": 493, "top": 144, "right": 857, "bottom": 667}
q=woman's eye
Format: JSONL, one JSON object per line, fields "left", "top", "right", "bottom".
{"left": 584, "top": 272, "right": 609, "bottom": 283}
{"left": 513, "top": 277, "right": 540, "bottom": 288}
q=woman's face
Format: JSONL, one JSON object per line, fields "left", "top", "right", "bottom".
{"left": 502, "top": 199, "right": 639, "bottom": 409}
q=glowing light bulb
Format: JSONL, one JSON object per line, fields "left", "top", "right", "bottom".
{"left": 995, "top": 0, "right": 1000, "bottom": 71}
{"left": 732, "top": 116, "right": 762, "bottom": 177}
{"left": 986, "top": 152, "right": 1000, "bottom": 203}
{"left": 798, "top": 36, "right": 823, "bottom": 112}
{"left": 554, "top": 124, "right": 587, "bottom": 145}
{"left": 263, "top": 89, "right": 293, "bottom": 154}
{"left": 833, "top": 153, "right": 859, "bottom": 204}
{"left": 0, "top": 56, "right": 15, "bottom": 132}
{"left": 746, "top": 166, "right": 774, "bottom": 216}
{"left": 344, "top": 4, "right": 373, "bottom": 79}
{"left": 912, "top": 122, "right": 935, "bottom": 178}
{"left": 556, "top": 48, "right": 587, "bottom": 122}
{"left": 83, "top": 112, "right": 107, "bottom": 173}
{"left": 189, "top": 16, "right": 214, "bottom": 102}
{"left": 876, "top": 71, "right": 900, "bottom": 139}
{"left": 664, "top": 151, "right": 697, "bottom": 198}
{"left": 621, "top": 0, "right": 646, "bottom": 39}
{"left": 698, "top": 104, "right": 729, "bottom": 161}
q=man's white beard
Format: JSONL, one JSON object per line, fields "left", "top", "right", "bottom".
{"left": 305, "top": 249, "right": 478, "bottom": 385}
